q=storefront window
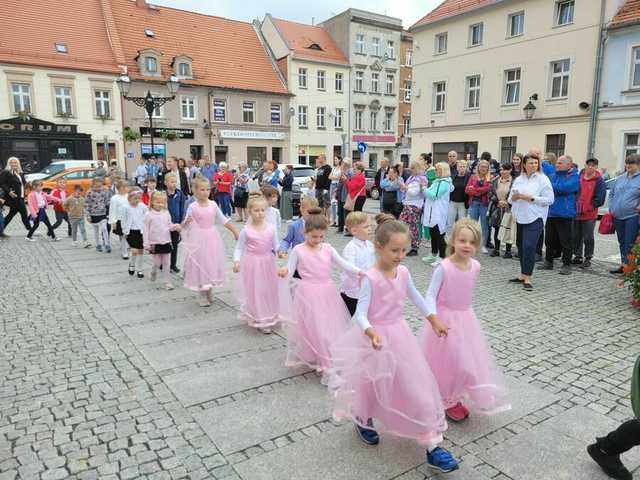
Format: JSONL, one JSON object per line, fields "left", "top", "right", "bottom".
{"left": 247, "top": 146, "right": 266, "bottom": 170}
{"left": 141, "top": 143, "right": 166, "bottom": 160}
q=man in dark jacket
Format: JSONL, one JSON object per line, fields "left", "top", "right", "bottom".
{"left": 159, "top": 156, "right": 190, "bottom": 196}
{"left": 572, "top": 158, "right": 606, "bottom": 268}
{"left": 539, "top": 155, "right": 580, "bottom": 274}
{"left": 470, "top": 151, "right": 500, "bottom": 176}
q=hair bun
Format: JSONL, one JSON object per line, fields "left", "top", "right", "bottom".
{"left": 249, "top": 191, "right": 264, "bottom": 198}
{"left": 307, "top": 207, "right": 323, "bottom": 216}
{"left": 375, "top": 213, "right": 395, "bottom": 226}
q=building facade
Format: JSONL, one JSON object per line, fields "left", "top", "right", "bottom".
{"left": 410, "top": 0, "right": 610, "bottom": 168}
{"left": 398, "top": 31, "right": 413, "bottom": 165}
{"left": 260, "top": 15, "right": 351, "bottom": 166}
{"left": 321, "top": 9, "right": 403, "bottom": 169}
{"left": 0, "top": 0, "right": 124, "bottom": 172}
{"left": 594, "top": 0, "right": 640, "bottom": 175}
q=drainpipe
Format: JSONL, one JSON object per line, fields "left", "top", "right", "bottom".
{"left": 587, "top": 0, "right": 607, "bottom": 159}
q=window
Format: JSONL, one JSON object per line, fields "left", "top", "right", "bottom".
{"left": 242, "top": 101, "right": 255, "bottom": 123}
{"left": 545, "top": 134, "right": 566, "bottom": 157}
{"left": 178, "top": 62, "right": 191, "bottom": 77}
{"left": 355, "top": 71, "right": 364, "bottom": 92}
{"left": 405, "top": 49, "right": 413, "bottom": 66}
{"left": 95, "top": 90, "right": 111, "bottom": 118}
{"left": 433, "top": 81, "right": 446, "bottom": 112}
{"left": 11, "top": 83, "right": 31, "bottom": 113}
{"left": 334, "top": 108, "right": 343, "bottom": 129}
{"left": 54, "top": 86, "right": 72, "bottom": 116}
{"left": 355, "top": 33, "right": 365, "bottom": 54}
{"left": 632, "top": 46, "right": 640, "bottom": 88}
{"left": 500, "top": 136, "right": 517, "bottom": 164}
{"left": 435, "top": 33, "right": 448, "bottom": 54}
{"left": 555, "top": 1, "right": 574, "bottom": 26}
{"left": 335, "top": 72, "right": 343, "bottom": 92}
{"left": 370, "top": 111, "right": 378, "bottom": 131}
{"left": 372, "top": 37, "right": 381, "bottom": 56}
{"left": 403, "top": 116, "right": 411, "bottom": 136}
{"left": 354, "top": 109, "right": 364, "bottom": 130}
{"left": 298, "top": 68, "right": 307, "bottom": 88}
{"left": 145, "top": 56, "right": 158, "bottom": 73}
{"left": 504, "top": 68, "right": 521, "bottom": 104}
{"left": 550, "top": 59, "right": 571, "bottom": 98}
{"left": 270, "top": 104, "right": 281, "bottom": 124}
{"left": 55, "top": 43, "right": 67, "bottom": 53}
{"left": 371, "top": 72, "right": 380, "bottom": 93}
{"left": 213, "top": 99, "right": 226, "bottom": 122}
{"left": 403, "top": 80, "right": 412, "bottom": 102}
{"left": 469, "top": 23, "right": 483, "bottom": 46}
{"left": 384, "top": 110, "right": 393, "bottom": 131}
{"left": 465, "top": 76, "right": 480, "bottom": 109}
{"left": 181, "top": 96, "right": 196, "bottom": 121}
{"left": 625, "top": 133, "right": 640, "bottom": 157}
{"left": 387, "top": 40, "right": 395, "bottom": 59}
{"left": 316, "top": 107, "right": 326, "bottom": 128}
{"left": 508, "top": 12, "right": 524, "bottom": 37}
{"left": 144, "top": 29, "right": 155, "bottom": 38}
{"left": 317, "top": 70, "right": 326, "bottom": 90}
{"left": 386, "top": 74, "right": 395, "bottom": 95}
{"left": 298, "top": 105, "right": 308, "bottom": 128}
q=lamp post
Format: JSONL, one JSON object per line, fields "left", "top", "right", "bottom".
{"left": 116, "top": 74, "right": 180, "bottom": 159}
{"left": 523, "top": 94, "right": 538, "bottom": 120}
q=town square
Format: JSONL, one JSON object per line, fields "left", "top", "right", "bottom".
{"left": 1, "top": 1, "right": 640, "bottom": 480}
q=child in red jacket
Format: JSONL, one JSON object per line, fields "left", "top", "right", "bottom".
{"left": 51, "top": 178, "right": 71, "bottom": 237}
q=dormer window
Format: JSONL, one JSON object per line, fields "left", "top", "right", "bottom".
{"left": 173, "top": 55, "right": 193, "bottom": 79}
{"left": 55, "top": 43, "right": 68, "bottom": 53}
{"left": 178, "top": 62, "right": 191, "bottom": 77}
{"left": 144, "top": 29, "right": 155, "bottom": 38}
{"left": 145, "top": 56, "right": 158, "bottom": 73}
{"left": 138, "top": 48, "right": 162, "bottom": 77}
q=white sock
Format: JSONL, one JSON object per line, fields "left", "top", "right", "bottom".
{"left": 120, "top": 237, "right": 129, "bottom": 256}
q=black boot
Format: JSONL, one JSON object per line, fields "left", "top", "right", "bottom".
{"left": 587, "top": 440, "right": 632, "bottom": 480}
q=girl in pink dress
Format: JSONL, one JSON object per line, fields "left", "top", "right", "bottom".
{"left": 277, "top": 208, "right": 360, "bottom": 380}
{"left": 143, "top": 191, "right": 181, "bottom": 290}
{"left": 182, "top": 177, "right": 239, "bottom": 307}
{"left": 329, "top": 214, "right": 458, "bottom": 474}
{"left": 233, "top": 193, "right": 280, "bottom": 334}
{"left": 420, "top": 218, "right": 510, "bottom": 423}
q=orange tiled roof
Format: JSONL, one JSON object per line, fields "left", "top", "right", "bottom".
{"left": 109, "top": 0, "right": 288, "bottom": 95}
{"left": 0, "top": 0, "right": 121, "bottom": 74}
{"left": 272, "top": 18, "right": 349, "bottom": 65}
{"left": 610, "top": 0, "right": 640, "bottom": 28}
{"left": 411, "top": 0, "right": 496, "bottom": 30}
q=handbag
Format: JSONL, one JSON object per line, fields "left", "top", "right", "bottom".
{"left": 344, "top": 187, "right": 364, "bottom": 211}
{"left": 497, "top": 212, "right": 514, "bottom": 244}
{"left": 598, "top": 212, "right": 615, "bottom": 235}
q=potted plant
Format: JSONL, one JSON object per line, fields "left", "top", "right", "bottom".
{"left": 17, "top": 110, "right": 31, "bottom": 121}
{"left": 160, "top": 130, "right": 178, "bottom": 142}
{"left": 623, "top": 241, "right": 640, "bottom": 309}
{"left": 123, "top": 127, "right": 141, "bottom": 143}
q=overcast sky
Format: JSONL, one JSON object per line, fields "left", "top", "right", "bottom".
{"left": 151, "top": 0, "right": 441, "bottom": 29}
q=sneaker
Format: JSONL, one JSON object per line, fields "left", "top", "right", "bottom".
{"left": 84, "top": 243, "right": 92, "bottom": 249}
{"left": 481, "top": 246, "right": 488, "bottom": 254}
{"left": 581, "top": 258, "right": 592, "bottom": 269}
{"left": 421, "top": 255, "right": 436, "bottom": 264}
{"left": 122, "top": 255, "right": 129, "bottom": 260}
{"left": 165, "top": 283, "right": 174, "bottom": 291}
{"left": 51, "top": 237, "right": 60, "bottom": 242}
{"left": 128, "top": 266, "right": 135, "bottom": 276}
{"left": 72, "top": 241, "right": 78, "bottom": 247}
{"left": 503, "top": 251, "right": 513, "bottom": 259}
{"left": 25, "top": 236, "right": 36, "bottom": 242}
{"left": 445, "top": 403, "right": 469, "bottom": 422}
{"left": 406, "top": 249, "right": 418, "bottom": 257}
{"left": 610, "top": 266, "right": 623, "bottom": 275}
{"left": 105, "top": 246, "right": 112, "bottom": 253}
{"left": 489, "top": 249, "right": 500, "bottom": 257}
{"left": 426, "top": 447, "right": 459, "bottom": 473}
{"left": 587, "top": 443, "right": 632, "bottom": 480}
{"left": 354, "top": 418, "right": 379, "bottom": 446}
{"left": 96, "top": 245, "right": 103, "bottom": 252}
{"left": 137, "top": 272, "right": 144, "bottom": 279}
{"left": 571, "top": 256, "right": 583, "bottom": 265}
{"left": 538, "top": 262, "right": 554, "bottom": 270}
{"left": 150, "top": 268, "right": 157, "bottom": 282}
{"left": 170, "top": 266, "right": 180, "bottom": 274}
{"left": 559, "top": 265, "right": 571, "bottom": 275}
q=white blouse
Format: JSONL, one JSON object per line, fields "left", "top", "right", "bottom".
{"left": 266, "top": 206, "right": 282, "bottom": 234}
{"left": 508, "top": 172, "right": 554, "bottom": 224}
{"left": 122, "top": 203, "right": 148, "bottom": 234}
{"left": 340, "top": 238, "right": 375, "bottom": 298}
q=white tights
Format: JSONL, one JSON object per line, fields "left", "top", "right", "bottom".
{"left": 128, "top": 250, "right": 144, "bottom": 272}
{"left": 92, "top": 220, "right": 109, "bottom": 247}
{"left": 151, "top": 254, "right": 170, "bottom": 282}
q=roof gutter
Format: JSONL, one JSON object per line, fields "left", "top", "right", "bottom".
{"left": 587, "top": 0, "right": 607, "bottom": 159}
{"left": 410, "top": 0, "right": 510, "bottom": 32}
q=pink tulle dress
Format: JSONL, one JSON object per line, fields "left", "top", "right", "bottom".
{"left": 285, "top": 243, "right": 355, "bottom": 376}
{"left": 182, "top": 201, "right": 227, "bottom": 291}
{"left": 329, "top": 266, "right": 448, "bottom": 446}
{"left": 234, "top": 223, "right": 280, "bottom": 329}
{"left": 420, "top": 258, "right": 510, "bottom": 414}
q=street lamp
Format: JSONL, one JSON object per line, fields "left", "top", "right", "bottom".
{"left": 116, "top": 74, "right": 180, "bottom": 159}
{"left": 523, "top": 94, "right": 538, "bottom": 120}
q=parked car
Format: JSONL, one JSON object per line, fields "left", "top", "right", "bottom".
{"left": 25, "top": 160, "right": 96, "bottom": 182}
{"left": 41, "top": 167, "right": 110, "bottom": 194}
{"left": 364, "top": 169, "right": 379, "bottom": 200}
{"left": 278, "top": 163, "right": 315, "bottom": 196}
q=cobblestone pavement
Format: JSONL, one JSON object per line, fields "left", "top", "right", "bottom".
{"left": 1, "top": 208, "right": 639, "bottom": 480}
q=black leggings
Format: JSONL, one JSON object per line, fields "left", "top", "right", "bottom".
{"left": 429, "top": 225, "right": 447, "bottom": 258}
{"left": 170, "top": 230, "right": 180, "bottom": 269}
{"left": 3, "top": 198, "right": 31, "bottom": 230}
{"left": 598, "top": 419, "right": 640, "bottom": 455}
{"left": 28, "top": 209, "right": 54, "bottom": 239}
{"left": 494, "top": 228, "right": 512, "bottom": 253}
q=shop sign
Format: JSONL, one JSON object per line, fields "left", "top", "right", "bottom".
{"left": 220, "top": 129, "right": 285, "bottom": 140}
{"left": 139, "top": 127, "right": 194, "bottom": 139}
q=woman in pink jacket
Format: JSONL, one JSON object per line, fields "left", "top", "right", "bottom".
{"left": 143, "top": 191, "right": 181, "bottom": 290}
{"left": 26, "top": 180, "right": 61, "bottom": 241}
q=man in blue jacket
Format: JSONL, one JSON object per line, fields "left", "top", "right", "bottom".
{"left": 539, "top": 155, "right": 580, "bottom": 275}
{"left": 609, "top": 154, "right": 640, "bottom": 274}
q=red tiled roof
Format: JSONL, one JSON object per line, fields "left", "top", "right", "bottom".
{"left": 411, "top": 0, "right": 496, "bottom": 30}
{"left": 0, "top": 0, "right": 121, "bottom": 74}
{"left": 272, "top": 18, "right": 349, "bottom": 65}
{"left": 109, "top": 0, "right": 288, "bottom": 94}
{"left": 610, "top": 0, "right": 640, "bottom": 28}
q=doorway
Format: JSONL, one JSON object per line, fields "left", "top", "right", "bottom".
{"left": 215, "top": 146, "right": 228, "bottom": 165}
{"left": 190, "top": 145, "right": 204, "bottom": 161}
{"left": 12, "top": 140, "right": 40, "bottom": 173}
{"left": 272, "top": 147, "right": 282, "bottom": 164}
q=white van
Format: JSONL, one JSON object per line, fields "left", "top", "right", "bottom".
{"left": 25, "top": 160, "right": 97, "bottom": 182}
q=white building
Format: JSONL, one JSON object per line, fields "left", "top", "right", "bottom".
{"left": 410, "top": 0, "right": 616, "bottom": 169}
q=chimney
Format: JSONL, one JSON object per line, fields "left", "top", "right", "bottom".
{"left": 136, "top": 0, "right": 146, "bottom": 8}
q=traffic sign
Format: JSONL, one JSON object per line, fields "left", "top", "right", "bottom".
{"left": 357, "top": 142, "right": 367, "bottom": 154}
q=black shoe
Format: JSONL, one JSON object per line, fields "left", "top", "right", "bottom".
{"left": 503, "top": 251, "right": 513, "bottom": 259}
{"left": 535, "top": 254, "right": 543, "bottom": 263}
{"left": 489, "top": 249, "right": 500, "bottom": 257}
{"left": 523, "top": 282, "right": 533, "bottom": 291}
{"left": 486, "top": 242, "right": 494, "bottom": 250}
{"left": 571, "top": 257, "right": 583, "bottom": 265}
{"left": 538, "top": 262, "right": 554, "bottom": 270}
{"left": 355, "top": 419, "right": 379, "bottom": 446}
{"left": 508, "top": 278, "right": 525, "bottom": 284}
{"left": 559, "top": 265, "right": 571, "bottom": 275}
{"left": 610, "top": 266, "right": 623, "bottom": 275}
{"left": 336, "top": 228, "right": 344, "bottom": 233}
{"left": 581, "top": 258, "right": 592, "bottom": 269}
{"left": 128, "top": 266, "right": 135, "bottom": 276}
{"left": 137, "top": 272, "right": 144, "bottom": 279}
{"left": 170, "top": 266, "right": 180, "bottom": 274}
{"left": 406, "top": 249, "right": 418, "bottom": 257}
{"left": 587, "top": 443, "right": 632, "bottom": 480}
{"left": 514, "top": 252, "right": 520, "bottom": 259}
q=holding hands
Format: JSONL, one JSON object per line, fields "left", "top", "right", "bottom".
{"left": 278, "top": 267, "right": 288, "bottom": 278}
{"left": 365, "top": 328, "right": 382, "bottom": 350}
{"left": 428, "top": 315, "right": 449, "bottom": 337}
{"left": 233, "top": 262, "right": 240, "bottom": 273}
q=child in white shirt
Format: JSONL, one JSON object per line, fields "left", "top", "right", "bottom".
{"left": 340, "top": 211, "right": 375, "bottom": 316}
{"left": 261, "top": 185, "right": 282, "bottom": 235}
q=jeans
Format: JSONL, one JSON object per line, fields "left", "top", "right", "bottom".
{"left": 53, "top": 211, "right": 71, "bottom": 236}
{"left": 70, "top": 218, "right": 87, "bottom": 242}
{"left": 468, "top": 201, "right": 488, "bottom": 245}
{"left": 573, "top": 219, "right": 596, "bottom": 259}
{"left": 215, "top": 192, "right": 232, "bottom": 217}
{"left": 597, "top": 419, "right": 640, "bottom": 455}
{"left": 446, "top": 201, "right": 467, "bottom": 237}
{"left": 429, "top": 225, "right": 447, "bottom": 258}
{"left": 614, "top": 215, "right": 640, "bottom": 265}
{"left": 517, "top": 218, "right": 544, "bottom": 276}
{"left": 337, "top": 201, "right": 345, "bottom": 232}
{"left": 3, "top": 197, "right": 31, "bottom": 231}
{"left": 545, "top": 217, "right": 574, "bottom": 266}
{"left": 28, "top": 208, "right": 55, "bottom": 238}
